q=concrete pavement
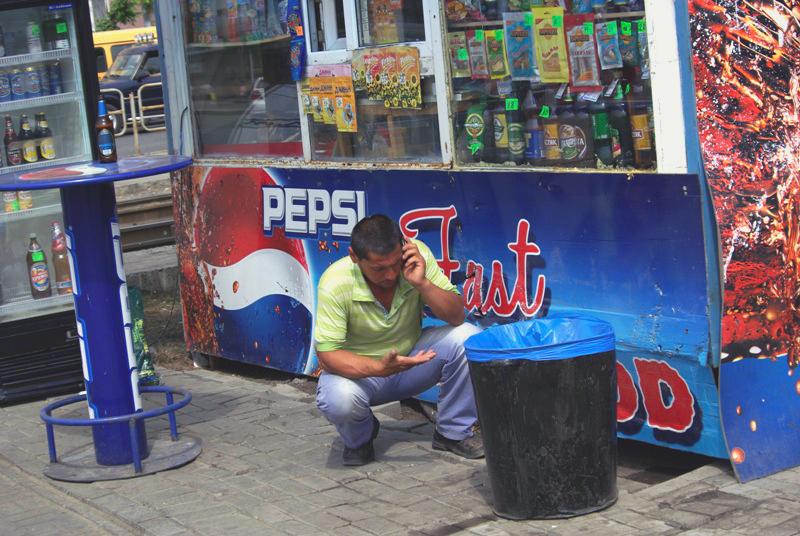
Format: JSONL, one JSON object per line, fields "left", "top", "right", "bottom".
{"left": 2, "top": 368, "right": 800, "bottom": 535}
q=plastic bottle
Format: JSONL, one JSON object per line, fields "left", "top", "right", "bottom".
{"left": 629, "top": 84, "right": 654, "bottom": 169}
{"left": 608, "top": 84, "right": 634, "bottom": 168}
{"left": 492, "top": 101, "right": 510, "bottom": 163}
{"left": 27, "top": 233, "right": 52, "bottom": 300}
{"left": 523, "top": 90, "right": 545, "bottom": 166}
{"left": 589, "top": 97, "right": 613, "bottom": 166}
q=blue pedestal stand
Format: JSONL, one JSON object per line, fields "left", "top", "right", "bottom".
{"left": 0, "top": 156, "right": 199, "bottom": 481}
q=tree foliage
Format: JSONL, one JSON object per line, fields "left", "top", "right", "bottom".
{"left": 95, "top": 0, "right": 142, "bottom": 31}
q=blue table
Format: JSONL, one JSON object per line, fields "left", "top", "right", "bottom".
{"left": 0, "top": 156, "right": 195, "bottom": 478}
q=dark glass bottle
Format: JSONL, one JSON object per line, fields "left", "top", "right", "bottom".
{"left": 608, "top": 84, "right": 634, "bottom": 168}
{"left": 3, "top": 114, "right": 22, "bottom": 166}
{"left": 96, "top": 96, "right": 117, "bottom": 163}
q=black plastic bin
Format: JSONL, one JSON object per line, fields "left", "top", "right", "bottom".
{"left": 465, "top": 315, "right": 617, "bottom": 520}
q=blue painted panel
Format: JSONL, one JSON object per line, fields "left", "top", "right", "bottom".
{"left": 176, "top": 166, "right": 726, "bottom": 457}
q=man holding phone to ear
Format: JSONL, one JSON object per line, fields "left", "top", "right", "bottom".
{"left": 314, "top": 214, "right": 484, "bottom": 466}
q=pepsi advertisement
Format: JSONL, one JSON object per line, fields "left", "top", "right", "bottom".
{"left": 174, "top": 165, "right": 727, "bottom": 458}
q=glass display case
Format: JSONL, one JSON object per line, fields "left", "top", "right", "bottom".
{"left": 0, "top": 2, "right": 92, "bottom": 324}
{"left": 444, "top": 0, "right": 654, "bottom": 170}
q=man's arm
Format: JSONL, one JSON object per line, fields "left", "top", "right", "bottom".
{"left": 402, "top": 241, "right": 465, "bottom": 326}
{"left": 317, "top": 348, "right": 436, "bottom": 379}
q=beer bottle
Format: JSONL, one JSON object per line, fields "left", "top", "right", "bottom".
{"left": 27, "top": 233, "right": 52, "bottom": 299}
{"left": 482, "top": 106, "right": 496, "bottom": 164}
{"left": 523, "top": 89, "right": 545, "bottom": 166}
{"left": 507, "top": 102, "right": 526, "bottom": 165}
{"left": 96, "top": 96, "right": 117, "bottom": 163}
{"left": 3, "top": 115, "right": 22, "bottom": 166}
{"left": 608, "top": 83, "right": 634, "bottom": 168}
{"left": 589, "top": 96, "right": 614, "bottom": 166}
{"left": 574, "top": 102, "right": 596, "bottom": 168}
{"left": 542, "top": 98, "right": 561, "bottom": 166}
{"left": 629, "top": 84, "right": 654, "bottom": 169}
{"left": 18, "top": 114, "right": 38, "bottom": 164}
{"left": 50, "top": 221, "right": 72, "bottom": 295}
{"left": 463, "top": 102, "right": 487, "bottom": 163}
{"left": 35, "top": 112, "right": 55, "bottom": 160}
{"left": 492, "top": 101, "right": 510, "bottom": 163}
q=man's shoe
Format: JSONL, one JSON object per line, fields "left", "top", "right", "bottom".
{"left": 432, "top": 429, "right": 485, "bottom": 459}
{"left": 342, "top": 416, "right": 380, "bottom": 466}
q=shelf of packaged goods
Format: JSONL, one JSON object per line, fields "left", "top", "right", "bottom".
{"left": 0, "top": 294, "right": 73, "bottom": 322}
{"left": 4, "top": 154, "right": 86, "bottom": 174}
{"left": 0, "top": 48, "right": 72, "bottom": 68}
{"left": 187, "top": 34, "right": 291, "bottom": 49}
{"left": 0, "top": 202, "right": 61, "bottom": 222}
{"left": 446, "top": 10, "right": 646, "bottom": 29}
{"left": 0, "top": 92, "right": 80, "bottom": 115}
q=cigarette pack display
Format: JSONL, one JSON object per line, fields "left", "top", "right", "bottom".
{"left": 532, "top": 7, "right": 569, "bottom": 84}
{"left": 565, "top": 14, "right": 601, "bottom": 92}
{"left": 467, "top": 30, "right": 490, "bottom": 80}
{"left": 503, "top": 13, "right": 539, "bottom": 82}
{"left": 486, "top": 30, "right": 510, "bottom": 80}
{"left": 596, "top": 21, "right": 623, "bottom": 70}
{"left": 448, "top": 32, "right": 472, "bottom": 78}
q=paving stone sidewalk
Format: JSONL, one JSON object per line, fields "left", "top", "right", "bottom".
{"left": 2, "top": 368, "right": 799, "bottom": 536}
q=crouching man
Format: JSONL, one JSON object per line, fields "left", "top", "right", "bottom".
{"left": 315, "top": 214, "right": 484, "bottom": 466}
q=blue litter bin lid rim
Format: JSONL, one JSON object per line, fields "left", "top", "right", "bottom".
{"left": 464, "top": 315, "right": 615, "bottom": 363}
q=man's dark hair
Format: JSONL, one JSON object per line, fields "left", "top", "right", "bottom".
{"left": 351, "top": 214, "right": 403, "bottom": 259}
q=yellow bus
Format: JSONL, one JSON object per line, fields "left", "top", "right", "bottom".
{"left": 93, "top": 27, "right": 158, "bottom": 79}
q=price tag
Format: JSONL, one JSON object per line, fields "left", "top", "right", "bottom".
{"left": 32, "top": 251, "right": 44, "bottom": 262}
{"left": 505, "top": 98, "right": 519, "bottom": 111}
{"left": 552, "top": 15, "right": 563, "bottom": 28}
{"left": 637, "top": 19, "right": 646, "bottom": 34}
{"left": 621, "top": 21, "right": 632, "bottom": 35}
{"left": 295, "top": 25, "right": 304, "bottom": 36}
{"left": 32, "top": 25, "right": 41, "bottom": 36}
{"left": 56, "top": 22, "right": 68, "bottom": 34}
{"left": 469, "top": 142, "right": 481, "bottom": 155}
{"left": 524, "top": 13, "right": 533, "bottom": 26}
{"left": 457, "top": 48, "right": 468, "bottom": 61}
{"left": 607, "top": 21, "right": 618, "bottom": 35}
{"left": 475, "top": 29, "right": 484, "bottom": 42}
{"left": 494, "top": 29, "right": 503, "bottom": 40}
{"left": 624, "top": 82, "right": 631, "bottom": 95}
{"left": 539, "top": 105, "right": 551, "bottom": 118}
{"left": 583, "top": 22, "right": 594, "bottom": 35}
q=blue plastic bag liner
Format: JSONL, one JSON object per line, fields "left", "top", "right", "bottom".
{"left": 465, "top": 314, "right": 615, "bottom": 362}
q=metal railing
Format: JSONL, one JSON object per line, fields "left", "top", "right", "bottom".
{"left": 137, "top": 82, "right": 166, "bottom": 133}
{"left": 99, "top": 87, "right": 127, "bottom": 136}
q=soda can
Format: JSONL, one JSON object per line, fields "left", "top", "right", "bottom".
{"left": 10, "top": 68, "right": 25, "bottom": 101}
{"left": 48, "top": 61, "right": 62, "bottom": 94}
{"left": 0, "top": 69, "right": 11, "bottom": 103}
{"left": 3, "top": 192, "right": 19, "bottom": 213}
{"left": 37, "top": 64, "right": 50, "bottom": 96}
{"left": 17, "top": 190, "right": 33, "bottom": 210}
{"left": 24, "top": 67, "right": 41, "bottom": 98}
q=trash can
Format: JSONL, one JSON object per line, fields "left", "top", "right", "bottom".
{"left": 465, "top": 315, "right": 617, "bottom": 520}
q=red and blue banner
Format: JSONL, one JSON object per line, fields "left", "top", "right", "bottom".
{"left": 174, "top": 165, "right": 727, "bottom": 458}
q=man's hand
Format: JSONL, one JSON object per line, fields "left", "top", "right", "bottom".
{"left": 402, "top": 240, "right": 427, "bottom": 288}
{"left": 380, "top": 348, "right": 435, "bottom": 376}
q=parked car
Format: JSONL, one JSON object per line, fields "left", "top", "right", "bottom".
{"left": 93, "top": 27, "right": 158, "bottom": 79}
{"left": 99, "top": 43, "right": 163, "bottom": 132}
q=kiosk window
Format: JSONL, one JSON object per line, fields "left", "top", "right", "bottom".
{"left": 183, "top": 2, "right": 301, "bottom": 158}
{"left": 357, "top": 0, "right": 425, "bottom": 46}
{"left": 445, "top": 3, "right": 656, "bottom": 171}
{"left": 95, "top": 48, "right": 108, "bottom": 73}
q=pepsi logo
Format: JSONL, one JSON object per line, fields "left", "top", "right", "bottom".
{"left": 263, "top": 186, "right": 366, "bottom": 239}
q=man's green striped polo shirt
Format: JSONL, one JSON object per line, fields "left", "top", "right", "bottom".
{"left": 314, "top": 240, "right": 459, "bottom": 359}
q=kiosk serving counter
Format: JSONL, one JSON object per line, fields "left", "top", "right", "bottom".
{"left": 156, "top": 0, "right": 800, "bottom": 482}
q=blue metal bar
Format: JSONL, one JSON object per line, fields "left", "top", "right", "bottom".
{"left": 129, "top": 418, "right": 143, "bottom": 473}
{"left": 46, "top": 424, "right": 57, "bottom": 463}
{"left": 166, "top": 392, "right": 178, "bottom": 441}
{"left": 41, "top": 387, "right": 192, "bottom": 426}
